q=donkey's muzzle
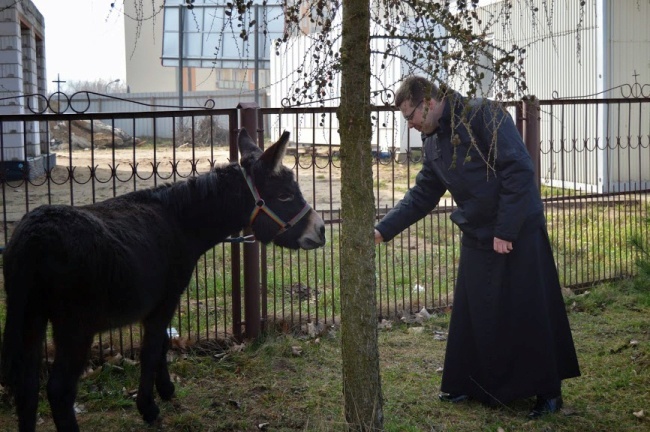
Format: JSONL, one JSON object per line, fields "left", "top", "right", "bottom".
{"left": 297, "top": 210, "right": 326, "bottom": 250}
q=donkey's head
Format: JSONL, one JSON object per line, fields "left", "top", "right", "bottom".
{"left": 238, "top": 129, "right": 326, "bottom": 250}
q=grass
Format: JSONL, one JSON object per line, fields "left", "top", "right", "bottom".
{"left": 1, "top": 276, "right": 648, "bottom": 431}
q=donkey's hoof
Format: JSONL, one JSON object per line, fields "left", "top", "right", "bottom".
{"left": 137, "top": 399, "right": 160, "bottom": 425}
{"left": 157, "top": 381, "right": 175, "bottom": 401}
{"left": 141, "top": 406, "right": 160, "bottom": 425}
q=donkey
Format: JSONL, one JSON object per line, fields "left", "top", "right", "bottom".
{"left": 0, "top": 129, "right": 325, "bottom": 432}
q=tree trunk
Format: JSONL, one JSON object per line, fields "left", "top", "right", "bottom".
{"left": 337, "top": 0, "right": 383, "bottom": 430}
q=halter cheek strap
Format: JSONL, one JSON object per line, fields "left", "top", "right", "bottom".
{"left": 241, "top": 167, "right": 312, "bottom": 236}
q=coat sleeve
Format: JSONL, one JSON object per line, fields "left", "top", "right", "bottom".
{"left": 375, "top": 159, "right": 447, "bottom": 242}
{"left": 473, "top": 103, "right": 540, "bottom": 241}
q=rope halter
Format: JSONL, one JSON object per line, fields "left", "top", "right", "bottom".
{"left": 241, "top": 167, "right": 312, "bottom": 237}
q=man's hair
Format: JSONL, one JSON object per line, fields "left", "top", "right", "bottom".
{"left": 395, "top": 76, "right": 441, "bottom": 108}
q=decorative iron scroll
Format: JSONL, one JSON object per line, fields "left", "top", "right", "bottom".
{"left": 552, "top": 71, "right": 650, "bottom": 100}
{"left": 281, "top": 95, "right": 340, "bottom": 108}
{"left": 0, "top": 91, "right": 217, "bottom": 115}
{"left": 280, "top": 89, "right": 395, "bottom": 108}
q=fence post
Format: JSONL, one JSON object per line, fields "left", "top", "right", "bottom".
{"left": 229, "top": 111, "right": 243, "bottom": 341}
{"left": 256, "top": 110, "right": 268, "bottom": 334}
{"left": 238, "top": 102, "right": 261, "bottom": 340}
{"left": 523, "top": 97, "right": 541, "bottom": 191}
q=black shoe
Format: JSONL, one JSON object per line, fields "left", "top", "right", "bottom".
{"left": 527, "top": 396, "right": 563, "bottom": 419}
{"left": 438, "top": 393, "right": 469, "bottom": 403}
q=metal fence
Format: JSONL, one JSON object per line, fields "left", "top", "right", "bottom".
{"left": 0, "top": 95, "right": 648, "bottom": 358}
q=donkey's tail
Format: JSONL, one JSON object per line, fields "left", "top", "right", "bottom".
{"left": 0, "top": 252, "right": 47, "bottom": 394}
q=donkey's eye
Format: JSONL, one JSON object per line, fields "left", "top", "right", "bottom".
{"left": 278, "top": 193, "right": 294, "bottom": 202}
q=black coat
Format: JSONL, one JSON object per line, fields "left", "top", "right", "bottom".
{"left": 377, "top": 93, "right": 543, "bottom": 245}
{"left": 376, "top": 93, "right": 580, "bottom": 404}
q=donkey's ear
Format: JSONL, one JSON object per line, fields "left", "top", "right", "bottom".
{"left": 237, "top": 128, "right": 263, "bottom": 161}
{"left": 259, "top": 131, "right": 290, "bottom": 173}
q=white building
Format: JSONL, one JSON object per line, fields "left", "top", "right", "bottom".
{"left": 0, "top": 0, "right": 50, "bottom": 179}
{"left": 123, "top": 0, "right": 279, "bottom": 102}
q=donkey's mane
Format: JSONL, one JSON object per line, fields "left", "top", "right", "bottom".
{"left": 131, "top": 162, "right": 245, "bottom": 217}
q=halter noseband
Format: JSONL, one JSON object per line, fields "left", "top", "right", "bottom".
{"left": 241, "top": 167, "right": 312, "bottom": 237}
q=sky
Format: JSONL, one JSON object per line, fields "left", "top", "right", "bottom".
{"left": 31, "top": 0, "right": 127, "bottom": 93}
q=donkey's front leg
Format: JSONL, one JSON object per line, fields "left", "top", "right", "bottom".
{"left": 136, "top": 302, "right": 178, "bottom": 424}
{"left": 136, "top": 323, "right": 165, "bottom": 424}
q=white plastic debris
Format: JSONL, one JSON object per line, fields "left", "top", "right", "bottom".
{"left": 418, "top": 307, "right": 431, "bottom": 320}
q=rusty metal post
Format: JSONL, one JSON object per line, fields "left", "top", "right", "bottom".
{"left": 238, "top": 102, "right": 261, "bottom": 339}
{"left": 228, "top": 110, "right": 243, "bottom": 341}
{"left": 515, "top": 101, "right": 524, "bottom": 138}
{"left": 523, "top": 97, "right": 541, "bottom": 192}
{"left": 256, "top": 110, "right": 268, "bottom": 334}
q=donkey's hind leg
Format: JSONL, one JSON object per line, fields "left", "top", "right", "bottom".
{"left": 13, "top": 312, "right": 48, "bottom": 432}
{"left": 46, "top": 326, "right": 93, "bottom": 432}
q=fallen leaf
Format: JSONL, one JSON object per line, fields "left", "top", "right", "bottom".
{"left": 171, "top": 337, "right": 193, "bottom": 350}
{"left": 561, "top": 287, "right": 574, "bottom": 297}
{"left": 81, "top": 367, "right": 97, "bottom": 379}
{"left": 123, "top": 357, "right": 138, "bottom": 366}
{"left": 231, "top": 343, "right": 246, "bottom": 353}
{"left": 401, "top": 315, "right": 418, "bottom": 324}
{"left": 291, "top": 346, "right": 303, "bottom": 356}
{"left": 433, "top": 331, "right": 447, "bottom": 341}
{"left": 408, "top": 327, "right": 424, "bottom": 334}
{"left": 561, "top": 406, "right": 578, "bottom": 416}
{"left": 633, "top": 410, "right": 644, "bottom": 418}
{"left": 106, "top": 353, "right": 123, "bottom": 365}
{"left": 307, "top": 321, "right": 325, "bottom": 338}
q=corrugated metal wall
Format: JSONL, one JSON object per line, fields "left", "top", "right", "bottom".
{"left": 476, "top": 0, "right": 650, "bottom": 192}
{"left": 604, "top": 1, "right": 650, "bottom": 192}
{"left": 477, "top": 0, "right": 600, "bottom": 100}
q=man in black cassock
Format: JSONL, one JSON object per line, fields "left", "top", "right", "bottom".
{"left": 374, "top": 76, "right": 580, "bottom": 418}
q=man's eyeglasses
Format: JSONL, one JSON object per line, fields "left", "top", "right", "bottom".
{"left": 404, "top": 100, "right": 423, "bottom": 122}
